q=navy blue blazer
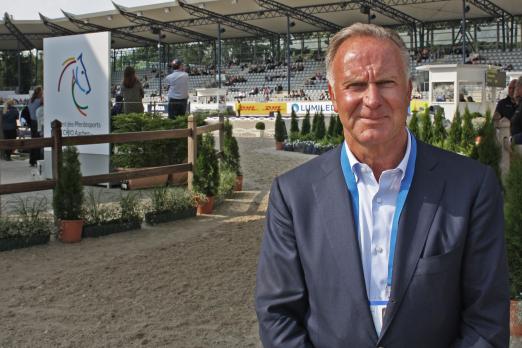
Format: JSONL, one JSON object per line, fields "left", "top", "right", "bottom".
{"left": 255, "top": 140, "right": 509, "bottom": 348}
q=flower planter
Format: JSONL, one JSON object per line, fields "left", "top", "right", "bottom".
{"left": 197, "top": 196, "right": 215, "bottom": 215}
{"left": 275, "top": 141, "right": 284, "bottom": 150}
{"left": 511, "top": 300, "right": 522, "bottom": 337}
{"left": 0, "top": 234, "right": 50, "bottom": 252}
{"left": 234, "top": 175, "right": 243, "bottom": 191}
{"left": 145, "top": 207, "right": 197, "bottom": 225}
{"left": 59, "top": 219, "right": 84, "bottom": 243}
{"left": 82, "top": 219, "right": 142, "bottom": 238}
{"left": 257, "top": 130, "right": 264, "bottom": 138}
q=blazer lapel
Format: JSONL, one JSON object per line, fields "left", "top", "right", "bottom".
{"left": 313, "top": 147, "right": 378, "bottom": 342}
{"left": 378, "top": 142, "right": 445, "bottom": 340}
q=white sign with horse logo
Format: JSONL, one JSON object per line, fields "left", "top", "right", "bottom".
{"left": 43, "top": 32, "right": 110, "bottom": 177}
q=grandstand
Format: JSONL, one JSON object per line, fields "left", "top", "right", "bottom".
{"left": 0, "top": 0, "right": 521, "bottom": 108}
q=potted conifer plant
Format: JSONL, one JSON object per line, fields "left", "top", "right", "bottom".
{"left": 192, "top": 133, "right": 220, "bottom": 214}
{"left": 53, "top": 146, "right": 84, "bottom": 243}
{"left": 222, "top": 120, "right": 243, "bottom": 191}
{"left": 274, "top": 111, "right": 288, "bottom": 150}
{"left": 255, "top": 121, "right": 265, "bottom": 138}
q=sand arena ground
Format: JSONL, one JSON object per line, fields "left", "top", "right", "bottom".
{"left": 0, "top": 135, "right": 314, "bottom": 347}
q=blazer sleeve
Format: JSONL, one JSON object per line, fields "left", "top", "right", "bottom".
{"left": 255, "top": 177, "right": 314, "bottom": 348}
{"left": 452, "top": 166, "right": 510, "bottom": 348}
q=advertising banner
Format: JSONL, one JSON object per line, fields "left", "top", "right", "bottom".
{"left": 237, "top": 102, "right": 287, "bottom": 116}
{"left": 43, "top": 32, "right": 110, "bottom": 155}
{"left": 288, "top": 102, "right": 336, "bottom": 115}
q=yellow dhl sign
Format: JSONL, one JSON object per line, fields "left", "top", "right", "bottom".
{"left": 236, "top": 102, "right": 287, "bottom": 115}
{"left": 410, "top": 100, "right": 429, "bottom": 113}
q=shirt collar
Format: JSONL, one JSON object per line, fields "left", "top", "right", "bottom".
{"left": 343, "top": 128, "right": 411, "bottom": 183}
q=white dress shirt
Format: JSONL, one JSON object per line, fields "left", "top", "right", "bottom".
{"left": 165, "top": 69, "right": 189, "bottom": 99}
{"left": 343, "top": 130, "right": 412, "bottom": 334}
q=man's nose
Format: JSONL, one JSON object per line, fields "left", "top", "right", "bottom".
{"left": 363, "top": 83, "right": 383, "bottom": 109}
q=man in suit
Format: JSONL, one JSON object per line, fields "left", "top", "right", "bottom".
{"left": 255, "top": 23, "right": 509, "bottom": 348}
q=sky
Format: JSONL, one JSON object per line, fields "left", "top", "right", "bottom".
{"left": 4, "top": 0, "right": 161, "bottom": 20}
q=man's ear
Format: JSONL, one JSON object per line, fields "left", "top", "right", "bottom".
{"left": 407, "top": 79, "right": 413, "bottom": 102}
{"left": 328, "top": 82, "right": 338, "bottom": 113}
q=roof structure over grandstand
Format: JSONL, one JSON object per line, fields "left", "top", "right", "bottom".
{"left": 0, "top": 0, "right": 521, "bottom": 51}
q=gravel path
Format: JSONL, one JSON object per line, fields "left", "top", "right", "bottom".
{"left": 0, "top": 136, "right": 314, "bottom": 348}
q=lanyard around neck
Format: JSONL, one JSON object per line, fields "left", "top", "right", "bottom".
{"left": 340, "top": 133, "right": 417, "bottom": 287}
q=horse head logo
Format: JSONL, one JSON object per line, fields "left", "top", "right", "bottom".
{"left": 58, "top": 53, "right": 92, "bottom": 116}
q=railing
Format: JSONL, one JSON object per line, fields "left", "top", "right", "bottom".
{"left": 0, "top": 114, "right": 224, "bottom": 196}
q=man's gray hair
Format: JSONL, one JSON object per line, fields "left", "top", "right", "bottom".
{"left": 517, "top": 76, "right": 522, "bottom": 87}
{"left": 325, "top": 23, "right": 411, "bottom": 86}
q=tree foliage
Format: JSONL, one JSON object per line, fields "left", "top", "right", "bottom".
{"left": 274, "top": 111, "right": 288, "bottom": 142}
{"left": 193, "top": 134, "right": 220, "bottom": 197}
{"left": 53, "top": 146, "right": 84, "bottom": 220}
{"left": 301, "top": 110, "right": 311, "bottom": 135}
{"left": 290, "top": 108, "right": 299, "bottom": 133}
{"left": 408, "top": 111, "right": 420, "bottom": 138}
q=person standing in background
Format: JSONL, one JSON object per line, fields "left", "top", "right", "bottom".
{"left": 2, "top": 99, "right": 19, "bottom": 161}
{"left": 27, "top": 87, "right": 43, "bottom": 167}
{"left": 121, "top": 66, "right": 144, "bottom": 114}
{"left": 165, "top": 59, "right": 189, "bottom": 119}
{"left": 494, "top": 79, "right": 517, "bottom": 121}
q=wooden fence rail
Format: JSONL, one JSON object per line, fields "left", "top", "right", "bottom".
{"left": 0, "top": 114, "right": 224, "bottom": 196}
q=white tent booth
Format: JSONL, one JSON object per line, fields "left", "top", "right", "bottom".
{"left": 190, "top": 88, "right": 228, "bottom": 113}
{"left": 415, "top": 64, "right": 505, "bottom": 121}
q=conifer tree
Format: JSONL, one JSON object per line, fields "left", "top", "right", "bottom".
{"left": 335, "top": 115, "right": 344, "bottom": 136}
{"left": 408, "top": 111, "right": 420, "bottom": 138}
{"left": 274, "top": 111, "right": 288, "bottom": 142}
{"left": 290, "top": 108, "right": 299, "bottom": 133}
{"left": 448, "top": 109, "right": 462, "bottom": 151}
{"left": 314, "top": 112, "right": 326, "bottom": 140}
{"left": 301, "top": 110, "right": 311, "bottom": 135}
{"left": 311, "top": 111, "right": 319, "bottom": 134}
{"left": 419, "top": 108, "right": 433, "bottom": 144}
{"left": 476, "top": 114, "right": 501, "bottom": 179}
{"left": 327, "top": 114, "right": 336, "bottom": 138}
{"left": 461, "top": 106, "right": 475, "bottom": 149}
{"left": 432, "top": 107, "right": 447, "bottom": 144}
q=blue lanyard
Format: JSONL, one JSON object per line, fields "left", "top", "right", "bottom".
{"left": 340, "top": 133, "right": 417, "bottom": 287}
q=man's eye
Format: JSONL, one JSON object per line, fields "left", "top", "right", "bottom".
{"left": 379, "top": 81, "right": 395, "bottom": 87}
{"left": 346, "top": 83, "right": 366, "bottom": 90}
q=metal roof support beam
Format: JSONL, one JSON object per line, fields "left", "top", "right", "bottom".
{"left": 177, "top": 0, "right": 277, "bottom": 38}
{"left": 357, "top": 1, "right": 420, "bottom": 29}
{"left": 112, "top": 2, "right": 214, "bottom": 42}
{"left": 39, "top": 13, "right": 76, "bottom": 35}
{"left": 62, "top": 10, "right": 157, "bottom": 46}
{"left": 3, "top": 12, "right": 34, "bottom": 50}
{"left": 254, "top": 0, "right": 341, "bottom": 32}
{"left": 467, "top": 0, "right": 513, "bottom": 49}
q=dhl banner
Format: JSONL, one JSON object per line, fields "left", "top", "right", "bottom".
{"left": 236, "top": 102, "right": 287, "bottom": 116}
{"left": 410, "top": 99, "right": 429, "bottom": 113}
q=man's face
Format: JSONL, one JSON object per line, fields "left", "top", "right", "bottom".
{"left": 328, "top": 36, "right": 412, "bottom": 149}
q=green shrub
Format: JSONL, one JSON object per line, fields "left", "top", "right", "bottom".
{"left": 475, "top": 114, "right": 501, "bottom": 179}
{"left": 193, "top": 133, "right": 220, "bottom": 197}
{"left": 274, "top": 112, "right": 288, "bottom": 142}
{"left": 461, "top": 106, "right": 475, "bottom": 150}
{"left": 505, "top": 153, "right": 522, "bottom": 299}
{"left": 432, "top": 107, "right": 447, "bottom": 144}
{"left": 314, "top": 112, "right": 326, "bottom": 140}
{"left": 82, "top": 190, "right": 142, "bottom": 225}
{"left": 408, "top": 111, "right": 420, "bottom": 138}
{"left": 217, "top": 168, "right": 236, "bottom": 203}
{"left": 327, "top": 114, "right": 336, "bottom": 138}
{"left": 290, "top": 109, "right": 299, "bottom": 133}
{"left": 311, "top": 112, "right": 319, "bottom": 134}
{"left": 419, "top": 108, "right": 433, "bottom": 144}
{"left": 53, "top": 146, "right": 83, "bottom": 220}
{"left": 112, "top": 113, "right": 205, "bottom": 168}
{"left": 447, "top": 109, "right": 462, "bottom": 151}
{"left": 335, "top": 115, "right": 344, "bottom": 136}
{"left": 301, "top": 110, "right": 311, "bottom": 135}
{"left": 148, "top": 187, "right": 196, "bottom": 213}
{"left": 223, "top": 136, "right": 241, "bottom": 176}
{"left": 0, "top": 198, "right": 53, "bottom": 240}
{"left": 289, "top": 131, "right": 301, "bottom": 142}
{"left": 255, "top": 121, "right": 265, "bottom": 130}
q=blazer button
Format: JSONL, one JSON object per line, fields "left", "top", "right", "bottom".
{"left": 389, "top": 298, "right": 396, "bottom": 303}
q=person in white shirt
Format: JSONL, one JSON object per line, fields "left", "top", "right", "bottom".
{"left": 165, "top": 59, "right": 189, "bottom": 119}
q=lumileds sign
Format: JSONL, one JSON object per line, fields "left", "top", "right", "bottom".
{"left": 44, "top": 32, "right": 110, "bottom": 155}
{"left": 288, "top": 102, "right": 335, "bottom": 115}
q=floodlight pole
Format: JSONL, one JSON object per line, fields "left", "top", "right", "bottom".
{"left": 218, "top": 22, "right": 222, "bottom": 89}
{"left": 287, "top": 15, "right": 291, "bottom": 96}
{"left": 461, "top": 0, "right": 466, "bottom": 64}
{"left": 158, "top": 30, "right": 162, "bottom": 99}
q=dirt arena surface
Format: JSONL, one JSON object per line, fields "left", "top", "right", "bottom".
{"left": 0, "top": 136, "right": 314, "bottom": 348}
